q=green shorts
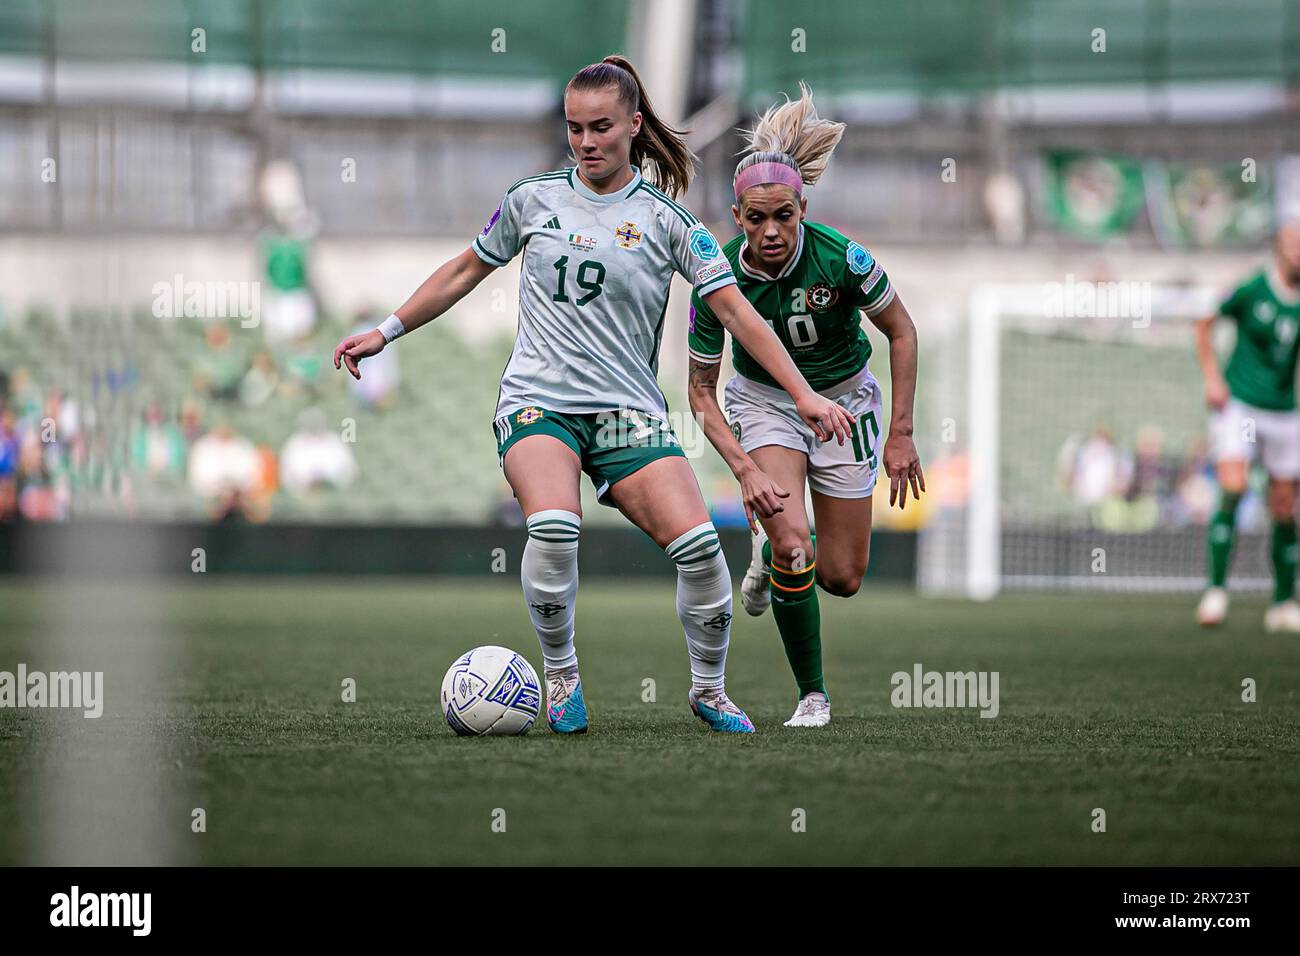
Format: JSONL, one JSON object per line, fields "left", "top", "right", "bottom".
{"left": 493, "top": 405, "right": 687, "bottom": 507}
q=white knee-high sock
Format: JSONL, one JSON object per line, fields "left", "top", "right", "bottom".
{"left": 665, "top": 522, "right": 732, "bottom": 689}
{"left": 521, "top": 509, "right": 581, "bottom": 671}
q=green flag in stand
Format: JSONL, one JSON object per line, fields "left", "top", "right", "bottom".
{"left": 1043, "top": 150, "right": 1146, "bottom": 242}
{"left": 1144, "top": 160, "right": 1273, "bottom": 249}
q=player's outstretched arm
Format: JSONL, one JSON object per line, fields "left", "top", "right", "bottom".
{"left": 1194, "top": 313, "right": 1229, "bottom": 410}
{"left": 701, "top": 284, "right": 853, "bottom": 445}
{"left": 687, "top": 357, "right": 790, "bottom": 533}
{"left": 868, "top": 293, "right": 925, "bottom": 509}
{"left": 333, "top": 247, "right": 496, "bottom": 379}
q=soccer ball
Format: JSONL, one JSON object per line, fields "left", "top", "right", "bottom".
{"left": 440, "top": 646, "right": 541, "bottom": 736}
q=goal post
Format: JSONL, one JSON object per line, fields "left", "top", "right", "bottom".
{"left": 920, "top": 280, "right": 1273, "bottom": 598}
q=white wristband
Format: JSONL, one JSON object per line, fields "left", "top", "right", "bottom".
{"left": 377, "top": 313, "right": 406, "bottom": 344}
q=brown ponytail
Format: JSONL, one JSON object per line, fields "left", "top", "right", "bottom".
{"left": 566, "top": 54, "right": 695, "bottom": 199}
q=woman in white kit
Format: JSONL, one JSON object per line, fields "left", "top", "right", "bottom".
{"left": 334, "top": 55, "right": 853, "bottom": 735}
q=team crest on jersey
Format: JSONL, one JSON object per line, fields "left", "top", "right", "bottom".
{"left": 568, "top": 233, "right": 599, "bottom": 251}
{"left": 688, "top": 225, "right": 721, "bottom": 260}
{"left": 807, "top": 283, "right": 840, "bottom": 313}
{"left": 516, "top": 407, "right": 544, "bottom": 426}
{"left": 1256, "top": 301, "right": 1277, "bottom": 322}
{"left": 845, "top": 241, "right": 873, "bottom": 275}
{"left": 481, "top": 204, "right": 502, "bottom": 237}
{"left": 616, "top": 220, "right": 643, "bottom": 248}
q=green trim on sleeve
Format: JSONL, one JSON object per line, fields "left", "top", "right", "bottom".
{"left": 506, "top": 169, "right": 570, "bottom": 196}
{"left": 472, "top": 237, "right": 509, "bottom": 266}
{"left": 642, "top": 183, "right": 698, "bottom": 227}
{"left": 695, "top": 273, "right": 737, "bottom": 298}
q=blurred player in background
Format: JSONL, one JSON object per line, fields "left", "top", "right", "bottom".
{"left": 1195, "top": 220, "right": 1300, "bottom": 631}
{"left": 687, "top": 84, "right": 923, "bottom": 727}
{"left": 334, "top": 56, "right": 854, "bottom": 734}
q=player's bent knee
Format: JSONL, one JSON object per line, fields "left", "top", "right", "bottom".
{"left": 1267, "top": 482, "right": 1298, "bottom": 519}
{"left": 772, "top": 533, "right": 814, "bottom": 572}
{"left": 819, "top": 573, "right": 862, "bottom": 597}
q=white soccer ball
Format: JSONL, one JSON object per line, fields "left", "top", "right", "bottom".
{"left": 440, "top": 645, "right": 541, "bottom": 736}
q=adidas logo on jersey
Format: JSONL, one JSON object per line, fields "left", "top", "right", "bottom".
{"left": 542, "top": 216, "right": 561, "bottom": 229}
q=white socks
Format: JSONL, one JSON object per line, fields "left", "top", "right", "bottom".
{"left": 522, "top": 514, "right": 731, "bottom": 687}
{"left": 665, "top": 522, "right": 732, "bottom": 689}
{"left": 521, "top": 510, "right": 581, "bottom": 671}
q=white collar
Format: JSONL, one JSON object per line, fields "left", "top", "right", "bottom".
{"left": 738, "top": 223, "right": 804, "bottom": 282}
{"left": 569, "top": 165, "right": 642, "bottom": 204}
{"left": 1267, "top": 265, "right": 1300, "bottom": 306}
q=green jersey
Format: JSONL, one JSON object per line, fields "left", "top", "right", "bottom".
{"left": 1220, "top": 268, "right": 1300, "bottom": 411}
{"left": 687, "top": 221, "right": 894, "bottom": 391}
{"left": 263, "top": 233, "right": 308, "bottom": 292}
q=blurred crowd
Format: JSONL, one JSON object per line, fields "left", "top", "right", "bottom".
{"left": 1055, "top": 424, "right": 1236, "bottom": 532}
{"left": 0, "top": 157, "right": 421, "bottom": 524}
{"left": 0, "top": 309, "right": 397, "bottom": 524}
{"left": 0, "top": 368, "right": 77, "bottom": 522}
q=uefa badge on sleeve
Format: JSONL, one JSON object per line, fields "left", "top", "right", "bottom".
{"left": 845, "top": 241, "right": 873, "bottom": 275}
{"left": 689, "top": 225, "right": 721, "bottom": 260}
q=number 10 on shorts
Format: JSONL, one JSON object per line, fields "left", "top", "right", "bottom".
{"left": 848, "top": 410, "right": 879, "bottom": 465}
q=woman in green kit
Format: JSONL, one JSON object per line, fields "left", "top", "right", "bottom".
{"left": 1194, "top": 220, "right": 1300, "bottom": 631}
{"left": 688, "top": 85, "right": 924, "bottom": 727}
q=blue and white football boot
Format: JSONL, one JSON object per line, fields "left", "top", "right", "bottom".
{"left": 688, "top": 686, "right": 756, "bottom": 734}
{"left": 545, "top": 666, "right": 588, "bottom": 734}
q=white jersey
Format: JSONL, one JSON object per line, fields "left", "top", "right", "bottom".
{"left": 472, "top": 166, "right": 736, "bottom": 419}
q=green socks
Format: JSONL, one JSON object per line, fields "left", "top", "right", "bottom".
{"left": 1207, "top": 493, "right": 1240, "bottom": 588}
{"left": 1271, "top": 519, "right": 1297, "bottom": 603}
{"left": 1205, "top": 489, "right": 1295, "bottom": 602}
{"left": 763, "top": 535, "right": 825, "bottom": 698}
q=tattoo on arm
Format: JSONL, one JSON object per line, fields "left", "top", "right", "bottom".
{"left": 688, "top": 359, "right": 720, "bottom": 392}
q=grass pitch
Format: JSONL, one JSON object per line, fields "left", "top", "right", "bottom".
{"left": 1, "top": 578, "right": 1298, "bottom": 865}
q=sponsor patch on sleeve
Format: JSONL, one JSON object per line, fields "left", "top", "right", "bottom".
{"left": 481, "top": 204, "right": 502, "bottom": 237}
{"left": 860, "top": 260, "right": 884, "bottom": 295}
{"left": 696, "top": 261, "right": 732, "bottom": 286}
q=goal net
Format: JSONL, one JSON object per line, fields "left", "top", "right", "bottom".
{"left": 919, "top": 281, "right": 1275, "bottom": 597}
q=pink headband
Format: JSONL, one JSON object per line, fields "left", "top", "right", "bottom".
{"left": 733, "top": 162, "right": 803, "bottom": 201}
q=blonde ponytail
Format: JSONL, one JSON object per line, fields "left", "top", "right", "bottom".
{"left": 735, "top": 82, "right": 845, "bottom": 193}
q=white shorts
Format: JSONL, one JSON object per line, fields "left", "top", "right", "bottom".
{"left": 723, "top": 366, "right": 882, "bottom": 499}
{"left": 1210, "top": 397, "right": 1300, "bottom": 479}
